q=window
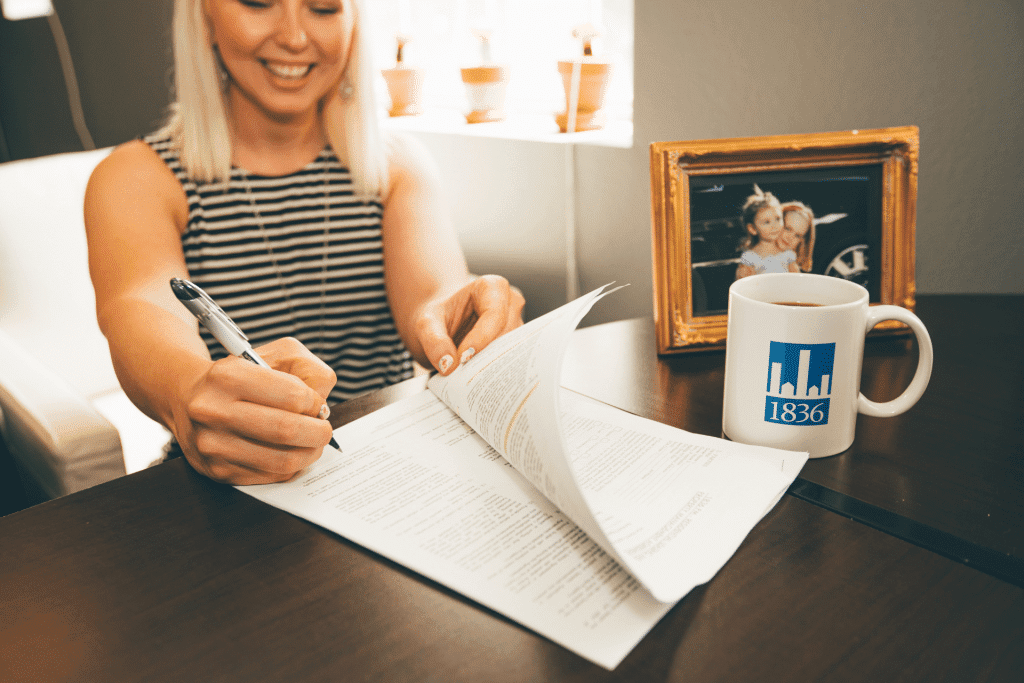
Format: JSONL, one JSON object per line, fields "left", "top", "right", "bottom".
{"left": 367, "top": 0, "right": 633, "bottom": 146}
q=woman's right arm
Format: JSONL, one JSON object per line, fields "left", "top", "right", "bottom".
{"left": 84, "top": 142, "right": 336, "bottom": 484}
{"left": 86, "top": 143, "right": 202, "bottom": 421}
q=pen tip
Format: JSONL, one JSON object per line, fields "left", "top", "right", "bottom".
{"left": 169, "top": 278, "right": 198, "bottom": 301}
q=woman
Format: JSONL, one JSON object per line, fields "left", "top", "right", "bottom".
{"left": 84, "top": 0, "right": 524, "bottom": 485}
{"left": 778, "top": 200, "right": 816, "bottom": 273}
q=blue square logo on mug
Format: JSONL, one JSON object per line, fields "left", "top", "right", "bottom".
{"left": 763, "top": 341, "right": 835, "bottom": 425}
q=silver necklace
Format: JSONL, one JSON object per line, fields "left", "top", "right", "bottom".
{"left": 240, "top": 162, "right": 331, "bottom": 349}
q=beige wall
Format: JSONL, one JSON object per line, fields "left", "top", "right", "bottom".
{"left": 409, "top": 134, "right": 573, "bottom": 322}
{"left": 415, "top": 0, "right": 1024, "bottom": 325}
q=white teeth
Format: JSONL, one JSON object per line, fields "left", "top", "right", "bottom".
{"left": 265, "top": 62, "right": 310, "bottom": 79}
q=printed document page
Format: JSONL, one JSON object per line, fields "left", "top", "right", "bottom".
{"left": 240, "top": 390, "right": 673, "bottom": 670}
{"left": 559, "top": 389, "right": 805, "bottom": 600}
{"left": 428, "top": 285, "right": 619, "bottom": 559}
{"left": 427, "top": 284, "right": 807, "bottom": 602}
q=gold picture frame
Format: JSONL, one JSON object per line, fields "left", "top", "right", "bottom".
{"left": 650, "top": 126, "right": 919, "bottom": 354}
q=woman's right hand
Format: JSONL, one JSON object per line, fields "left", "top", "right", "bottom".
{"left": 171, "top": 337, "right": 338, "bottom": 485}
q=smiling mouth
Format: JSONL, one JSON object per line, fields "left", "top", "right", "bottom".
{"left": 261, "top": 61, "right": 314, "bottom": 80}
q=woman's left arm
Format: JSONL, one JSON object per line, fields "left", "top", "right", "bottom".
{"left": 381, "top": 133, "right": 524, "bottom": 375}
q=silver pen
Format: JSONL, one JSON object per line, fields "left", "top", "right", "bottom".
{"left": 170, "top": 277, "right": 340, "bottom": 451}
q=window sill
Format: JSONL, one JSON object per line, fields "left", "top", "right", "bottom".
{"left": 380, "top": 108, "right": 633, "bottom": 149}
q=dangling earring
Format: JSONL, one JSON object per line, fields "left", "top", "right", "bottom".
{"left": 339, "top": 79, "right": 354, "bottom": 101}
{"left": 213, "top": 45, "right": 230, "bottom": 91}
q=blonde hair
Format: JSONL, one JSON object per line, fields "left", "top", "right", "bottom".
{"left": 157, "top": 0, "right": 386, "bottom": 196}
{"left": 781, "top": 200, "right": 816, "bottom": 272}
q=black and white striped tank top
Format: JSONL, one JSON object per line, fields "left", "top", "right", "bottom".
{"left": 144, "top": 133, "right": 413, "bottom": 403}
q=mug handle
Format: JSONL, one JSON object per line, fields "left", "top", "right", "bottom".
{"left": 858, "top": 306, "right": 934, "bottom": 418}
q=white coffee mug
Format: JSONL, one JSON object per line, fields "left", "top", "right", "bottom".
{"left": 722, "top": 273, "right": 933, "bottom": 458}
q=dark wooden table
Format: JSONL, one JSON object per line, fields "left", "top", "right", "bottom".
{"left": 2, "top": 295, "right": 1022, "bottom": 682}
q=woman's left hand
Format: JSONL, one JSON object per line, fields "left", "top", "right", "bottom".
{"left": 415, "top": 275, "right": 525, "bottom": 375}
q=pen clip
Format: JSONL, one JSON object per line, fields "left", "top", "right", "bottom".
{"left": 195, "top": 288, "right": 249, "bottom": 341}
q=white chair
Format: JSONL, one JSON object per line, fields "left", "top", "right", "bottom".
{"left": 0, "top": 148, "right": 170, "bottom": 500}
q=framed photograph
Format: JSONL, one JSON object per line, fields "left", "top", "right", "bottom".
{"left": 650, "top": 126, "right": 919, "bottom": 354}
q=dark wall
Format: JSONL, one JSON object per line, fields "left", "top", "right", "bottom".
{"left": 0, "top": 0, "right": 174, "bottom": 161}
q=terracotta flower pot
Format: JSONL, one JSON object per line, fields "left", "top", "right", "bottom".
{"left": 460, "top": 66, "right": 509, "bottom": 124}
{"left": 381, "top": 67, "right": 425, "bottom": 117}
{"left": 555, "top": 60, "right": 612, "bottom": 133}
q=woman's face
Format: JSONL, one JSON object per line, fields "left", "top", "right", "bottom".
{"left": 206, "top": 0, "right": 354, "bottom": 122}
{"left": 778, "top": 211, "right": 811, "bottom": 250}
{"left": 748, "top": 205, "right": 783, "bottom": 243}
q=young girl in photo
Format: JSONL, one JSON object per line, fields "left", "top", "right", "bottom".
{"left": 779, "top": 201, "right": 816, "bottom": 273}
{"left": 735, "top": 185, "right": 797, "bottom": 279}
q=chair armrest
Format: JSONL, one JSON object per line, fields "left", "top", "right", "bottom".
{"left": 0, "top": 328, "right": 125, "bottom": 498}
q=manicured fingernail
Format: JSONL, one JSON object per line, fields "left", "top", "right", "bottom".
{"left": 438, "top": 355, "right": 453, "bottom": 373}
{"left": 460, "top": 348, "right": 475, "bottom": 364}
{"left": 318, "top": 404, "right": 331, "bottom": 420}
